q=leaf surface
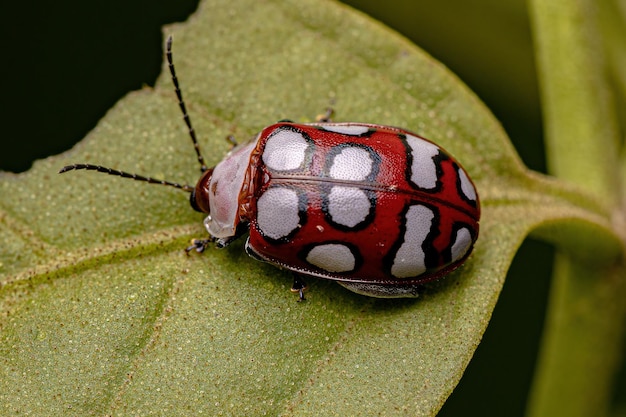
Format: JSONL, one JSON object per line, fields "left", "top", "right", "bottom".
{"left": 0, "top": 0, "right": 618, "bottom": 415}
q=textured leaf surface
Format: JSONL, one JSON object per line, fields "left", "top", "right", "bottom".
{"left": 0, "top": 0, "right": 617, "bottom": 415}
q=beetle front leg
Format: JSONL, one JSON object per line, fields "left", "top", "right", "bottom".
{"left": 190, "top": 223, "right": 249, "bottom": 253}
{"left": 186, "top": 233, "right": 242, "bottom": 253}
{"left": 185, "top": 238, "right": 215, "bottom": 254}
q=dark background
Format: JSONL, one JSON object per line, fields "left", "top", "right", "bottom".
{"left": 1, "top": 0, "right": 198, "bottom": 173}
{"left": 2, "top": 0, "right": 622, "bottom": 415}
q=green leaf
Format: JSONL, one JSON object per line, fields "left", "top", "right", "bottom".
{"left": 525, "top": 1, "right": 626, "bottom": 416}
{"left": 0, "top": 0, "right": 621, "bottom": 415}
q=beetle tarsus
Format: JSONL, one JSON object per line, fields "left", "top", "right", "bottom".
{"left": 185, "top": 238, "right": 214, "bottom": 254}
{"left": 291, "top": 275, "right": 307, "bottom": 302}
{"left": 315, "top": 107, "right": 335, "bottom": 123}
{"left": 225, "top": 135, "right": 238, "bottom": 148}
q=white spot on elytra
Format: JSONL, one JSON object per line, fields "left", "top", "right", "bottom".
{"left": 327, "top": 186, "right": 371, "bottom": 228}
{"left": 306, "top": 243, "right": 356, "bottom": 272}
{"left": 329, "top": 147, "right": 373, "bottom": 181}
{"left": 262, "top": 128, "right": 309, "bottom": 171}
{"left": 256, "top": 187, "right": 300, "bottom": 240}
{"left": 451, "top": 227, "right": 472, "bottom": 262}
{"left": 391, "top": 204, "right": 434, "bottom": 278}
{"left": 405, "top": 135, "right": 439, "bottom": 189}
{"left": 320, "top": 124, "right": 370, "bottom": 136}
{"left": 457, "top": 167, "right": 477, "bottom": 202}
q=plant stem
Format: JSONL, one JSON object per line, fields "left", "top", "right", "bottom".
{"left": 528, "top": 0, "right": 619, "bottom": 195}
{"left": 527, "top": 258, "right": 625, "bottom": 416}
{"left": 526, "top": 0, "right": 625, "bottom": 416}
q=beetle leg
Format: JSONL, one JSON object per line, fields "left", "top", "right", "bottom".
{"left": 214, "top": 235, "right": 239, "bottom": 249}
{"left": 214, "top": 222, "right": 250, "bottom": 249}
{"left": 185, "top": 238, "right": 214, "bottom": 254}
{"left": 190, "top": 223, "right": 249, "bottom": 253}
{"left": 315, "top": 107, "right": 335, "bottom": 123}
{"left": 225, "top": 135, "right": 238, "bottom": 148}
{"left": 291, "top": 275, "right": 307, "bottom": 302}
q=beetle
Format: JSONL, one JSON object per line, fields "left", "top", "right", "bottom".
{"left": 60, "top": 36, "right": 480, "bottom": 301}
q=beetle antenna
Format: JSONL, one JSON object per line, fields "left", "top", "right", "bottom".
{"left": 58, "top": 37, "right": 211, "bottom": 193}
{"left": 166, "top": 35, "right": 209, "bottom": 173}
{"left": 59, "top": 164, "right": 194, "bottom": 192}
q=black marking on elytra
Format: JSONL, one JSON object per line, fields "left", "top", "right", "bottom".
{"left": 383, "top": 202, "right": 442, "bottom": 279}
{"left": 399, "top": 133, "right": 446, "bottom": 194}
{"left": 441, "top": 222, "right": 476, "bottom": 265}
{"left": 314, "top": 125, "right": 377, "bottom": 138}
{"left": 454, "top": 164, "right": 479, "bottom": 209}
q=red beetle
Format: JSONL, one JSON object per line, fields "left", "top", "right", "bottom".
{"left": 61, "top": 37, "right": 480, "bottom": 300}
